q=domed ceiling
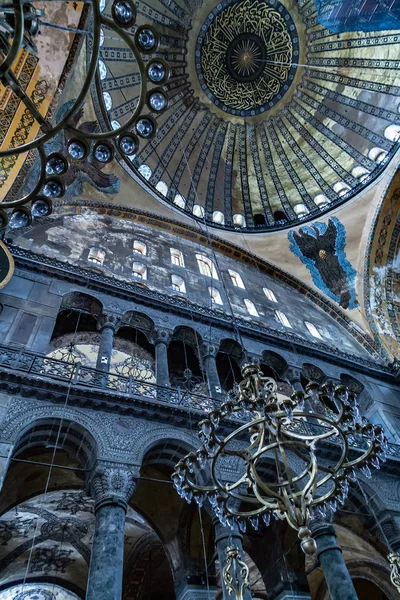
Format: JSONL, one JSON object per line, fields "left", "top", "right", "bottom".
{"left": 96, "top": 0, "right": 400, "bottom": 232}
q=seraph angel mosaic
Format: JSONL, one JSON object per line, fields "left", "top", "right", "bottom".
{"left": 288, "top": 217, "right": 358, "bottom": 310}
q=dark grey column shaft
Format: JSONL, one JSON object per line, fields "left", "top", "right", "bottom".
{"left": 214, "top": 521, "right": 252, "bottom": 600}
{"left": 155, "top": 339, "right": 170, "bottom": 387}
{"left": 313, "top": 524, "right": 358, "bottom": 600}
{"left": 96, "top": 326, "right": 114, "bottom": 372}
{"left": 202, "top": 344, "right": 221, "bottom": 399}
{"left": 86, "top": 500, "right": 126, "bottom": 600}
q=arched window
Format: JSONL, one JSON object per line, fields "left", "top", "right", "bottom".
{"left": 133, "top": 240, "right": 147, "bottom": 256}
{"left": 193, "top": 204, "right": 205, "bottom": 218}
{"left": 384, "top": 124, "right": 400, "bottom": 142}
{"left": 156, "top": 181, "right": 168, "bottom": 196}
{"left": 196, "top": 254, "right": 218, "bottom": 279}
{"left": 212, "top": 211, "right": 225, "bottom": 225}
{"left": 254, "top": 213, "right": 266, "bottom": 226}
{"left": 293, "top": 203, "right": 309, "bottom": 218}
{"left": 273, "top": 210, "right": 288, "bottom": 224}
{"left": 314, "top": 194, "right": 330, "bottom": 208}
{"left": 275, "top": 310, "right": 291, "bottom": 328}
{"left": 351, "top": 166, "right": 370, "bottom": 181}
{"left": 138, "top": 164, "right": 152, "bottom": 180}
{"left": 305, "top": 321, "right": 323, "bottom": 339}
{"left": 368, "top": 147, "right": 387, "bottom": 163}
{"left": 209, "top": 287, "right": 223, "bottom": 305}
{"left": 170, "top": 248, "right": 184, "bottom": 267}
{"left": 88, "top": 247, "right": 105, "bottom": 266}
{"left": 244, "top": 299, "right": 258, "bottom": 316}
{"left": 333, "top": 181, "right": 351, "bottom": 196}
{"left": 228, "top": 270, "right": 245, "bottom": 289}
{"left": 263, "top": 288, "right": 277, "bottom": 302}
{"left": 132, "top": 262, "right": 147, "bottom": 280}
{"left": 174, "top": 194, "right": 186, "bottom": 209}
{"left": 171, "top": 274, "right": 186, "bottom": 293}
{"left": 233, "top": 213, "right": 246, "bottom": 227}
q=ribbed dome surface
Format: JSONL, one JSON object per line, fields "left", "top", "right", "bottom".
{"left": 96, "top": 0, "right": 400, "bottom": 232}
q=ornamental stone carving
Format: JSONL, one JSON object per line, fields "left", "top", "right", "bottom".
{"left": 200, "top": 342, "right": 219, "bottom": 361}
{"left": 152, "top": 327, "right": 173, "bottom": 346}
{"left": 97, "top": 313, "right": 122, "bottom": 332}
{"left": 88, "top": 461, "right": 140, "bottom": 510}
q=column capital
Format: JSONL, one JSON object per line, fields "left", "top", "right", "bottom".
{"left": 200, "top": 342, "right": 219, "bottom": 360}
{"left": 284, "top": 365, "right": 302, "bottom": 383}
{"left": 88, "top": 461, "right": 140, "bottom": 511}
{"left": 240, "top": 352, "right": 261, "bottom": 369}
{"left": 97, "top": 312, "right": 122, "bottom": 333}
{"left": 152, "top": 327, "right": 173, "bottom": 345}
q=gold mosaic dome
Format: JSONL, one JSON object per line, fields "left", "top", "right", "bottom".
{"left": 95, "top": 0, "right": 400, "bottom": 232}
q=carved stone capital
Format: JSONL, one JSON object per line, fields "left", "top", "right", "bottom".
{"left": 285, "top": 365, "right": 302, "bottom": 383}
{"left": 152, "top": 327, "right": 173, "bottom": 346}
{"left": 240, "top": 352, "right": 261, "bottom": 369}
{"left": 88, "top": 461, "right": 140, "bottom": 511}
{"left": 201, "top": 342, "right": 219, "bottom": 360}
{"left": 97, "top": 313, "right": 122, "bottom": 333}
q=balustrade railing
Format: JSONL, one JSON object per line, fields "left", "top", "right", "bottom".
{"left": 0, "top": 343, "right": 399, "bottom": 460}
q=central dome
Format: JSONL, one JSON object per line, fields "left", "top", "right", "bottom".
{"left": 196, "top": 0, "right": 299, "bottom": 116}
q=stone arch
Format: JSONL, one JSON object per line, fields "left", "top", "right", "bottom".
{"left": 51, "top": 292, "right": 103, "bottom": 345}
{"left": 217, "top": 338, "right": 244, "bottom": 393}
{"left": 0, "top": 401, "right": 109, "bottom": 458}
{"left": 302, "top": 363, "right": 326, "bottom": 383}
{"left": 261, "top": 350, "right": 288, "bottom": 377}
{"left": 120, "top": 310, "right": 155, "bottom": 341}
{"left": 131, "top": 426, "right": 198, "bottom": 466}
{"left": 60, "top": 291, "right": 103, "bottom": 316}
{"left": 172, "top": 326, "right": 203, "bottom": 354}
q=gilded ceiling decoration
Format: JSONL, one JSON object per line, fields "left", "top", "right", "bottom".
{"left": 196, "top": 0, "right": 298, "bottom": 115}
{"left": 91, "top": 0, "right": 400, "bottom": 232}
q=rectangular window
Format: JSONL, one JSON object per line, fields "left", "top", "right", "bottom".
{"left": 170, "top": 248, "right": 184, "bottom": 268}
{"left": 276, "top": 310, "right": 291, "bottom": 327}
{"left": 209, "top": 287, "right": 223, "bottom": 305}
{"left": 133, "top": 241, "right": 147, "bottom": 256}
{"left": 132, "top": 262, "right": 147, "bottom": 280}
{"left": 88, "top": 248, "right": 105, "bottom": 266}
{"left": 228, "top": 270, "right": 245, "bottom": 289}
{"left": 263, "top": 287, "right": 277, "bottom": 302}
{"left": 171, "top": 274, "right": 186, "bottom": 293}
{"left": 196, "top": 255, "right": 218, "bottom": 279}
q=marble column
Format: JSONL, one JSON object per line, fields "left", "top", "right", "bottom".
{"left": 214, "top": 520, "right": 252, "bottom": 600}
{"left": 201, "top": 343, "right": 222, "bottom": 399}
{"left": 153, "top": 328, "right": 172, "bottom": 387}
{"left": 285, "top": 366, "right": 303, "bottom": 393}
{"left": 86, "top": 462, "right": 139, "bottom": 600}
{"left": 312, "top": 523, "right": 358, "bottom": 600}
{"left": 96, "top": 314, "right": 121, "bottom": 372}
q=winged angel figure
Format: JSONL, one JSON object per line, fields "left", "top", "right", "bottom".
{"left": 288, "top": 217, "right": 358, "bottom": 310}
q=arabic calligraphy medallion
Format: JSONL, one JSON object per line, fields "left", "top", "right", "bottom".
{"left": 196, "top": 0, "right": 299, "bottom": 116}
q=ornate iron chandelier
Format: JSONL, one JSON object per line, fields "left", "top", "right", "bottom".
{"left": 0, "top": 0, "right": 169, "bottom": 226}
{"left": 172, "top": 364, "right": 387, "bottom": 554}
{"left": 222, "top": 546, "right": 250, "bottom": 600}
{"left": 388, "top": 552, "right": 400, "bottom": 594}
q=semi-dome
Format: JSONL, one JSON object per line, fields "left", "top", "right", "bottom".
{"left": 96, "top": 0, "right": 400, "bottom": 232}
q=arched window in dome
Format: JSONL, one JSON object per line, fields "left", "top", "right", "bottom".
{"left": 244, "top": 299, "right": 258, "bottom": 317}
{"left": 132, "top": 262, "right": 147, "bottom": 280}
{"left": 196, "top": 255, "right": 218, "bottom": 279}
{"left": 228, "top": 270, "right": 245, "bottom": 289}
{"left": 156, "top": 181, "right": 168, "bottom": 196}
{"left": 209, "top": 287, "right": 223, "bottom": 305}
{"left": 384, "top": 124, "right": 400, "bottom": 142}
{"left": 293, "top": 203, "right": 309, "bottom": 218}
{"left": 233, "top": 213, "right": 246, "bottom": 227}
{"left": 254, "top": 213, "right": 266, "bottom": 226}
{"left": 333, "top": 181, "right": 351, "bottom": 197}
{"left": 212, "top": 211, "right": 225, "bottom": 225}
{"left": 275, "top": 310, "right": 291, "bottom": 328}
{"left": 174, "top": 194, "right": 186, "bottom": 209}
{"left": 170, "top": 248, "right": 184, "bottom": 267}
{"left": 263, "top": 288, "right": 277, "bottom": 302}
{"left": 133, "top": 240, "right": 147, "bottom": 256}
{"left": 138, "top": 164, "right": 152, "bottom": 180}
{"left": 88, "top": 247, "right": 105, "bottom": 266}
{"left": 368, "top": 147, "right": 387, "bottom": 163}
{"left": 171, "top": 274, "right": 186, "bottom": 293}
{"left": 273, "top": 210, "right": 288, "bottom": 224}
{"left": 305, "top": 321, "right": 323, "bottom": 339}
{"left": 193, "top": 204, "right": 205, "bottom": 218}
{"left": 314, "top": 194, "right": 330, "bottom": 208}
{"left": 351, "top": 166, "right": 370, "bottom": 182}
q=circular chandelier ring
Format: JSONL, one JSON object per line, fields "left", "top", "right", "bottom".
{"left": 0, "top": 146, "right": 48, "bottom": 209}
{"left": 0, "top": 0, "right": 24, "bottom": 77}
